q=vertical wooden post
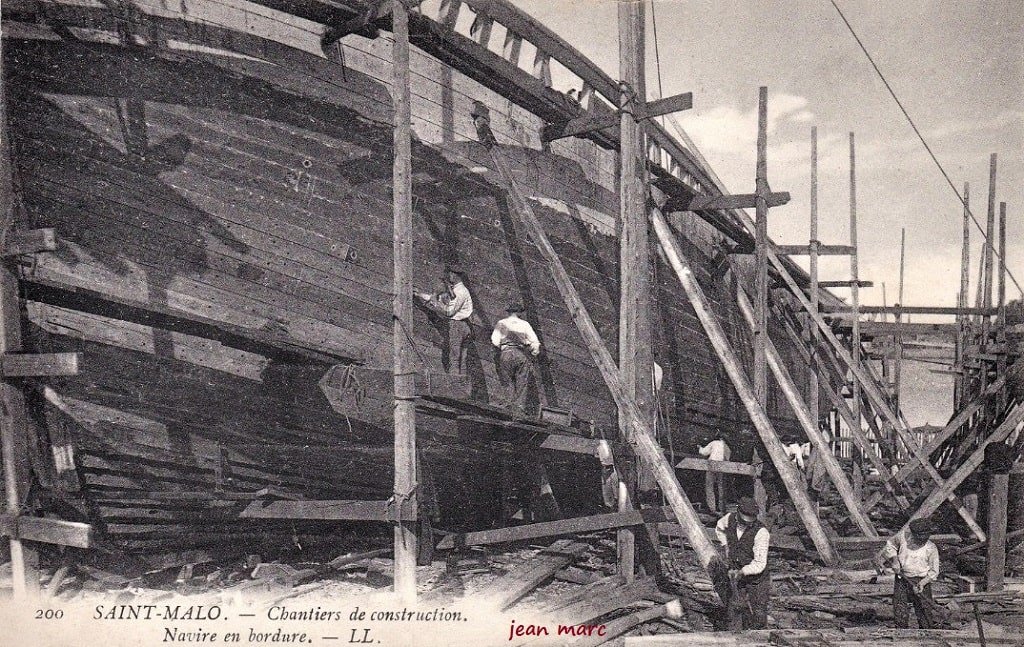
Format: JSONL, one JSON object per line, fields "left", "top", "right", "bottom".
{"left": 391, "top": 0, "right": 417, "bottom": 600}
{"left": 996, "top": 202, "right": 1007, "bottom": 411}
{"left": 981, "top": 155, "right": 997, "bottom": 342}
{"left": 0, "top": 39, "right": 40, "bottom": 599}
{"left": 956, "top": 183, "right": 971, "bottom": 409}
{"left": 807, "top": 127, "right": 821, "bottom": 450}
{"left": 754, "top": 87, "right": 769, "bottom": 406}
{"left": 987, "top": 473, "right": 1009, "bottom": 591}
{"left": 616, "top": 0, "right": 650, "bottom": 584}
{"left": 894, "top": 228, "right": 905, "bottom": 413}
{"left": 849, "top": 133, "right": 863, "bottom": 464}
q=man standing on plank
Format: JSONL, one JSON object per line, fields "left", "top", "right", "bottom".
{"left": 876, "top": 517, "right": 941, "bottom": 628}
{"left": 715, "top": 496, "right": 771, "bottom": 629}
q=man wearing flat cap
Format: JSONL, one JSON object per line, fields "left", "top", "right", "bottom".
{"left": 416, "top": 265, "right": 474, "bottom": 373}
{"left": 491, "top": 301, "right": 541, "bottom": 416}
{"left": 876, "top": 517, "right": 941, "bottom": 628}
{"left": 715, "top": 496, "right": 771, "bottom": 629}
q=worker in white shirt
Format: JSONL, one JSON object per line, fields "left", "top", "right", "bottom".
{"left": 715, "top": 496, "right": 771, "bottom": 629}
{"left": 698, "top": 435, "right": 731, "bottom": 513}
{"left": 416, "top": 265, "right": 474, "bottom": 373}
{"left": 784, "top": 441, "right": 810, "bottom": 471}
{"left": 491, "top": 301, "right": 541, "bottom": 416}
{"left": 875, "top": 518, "right": 941, "bottom": 628}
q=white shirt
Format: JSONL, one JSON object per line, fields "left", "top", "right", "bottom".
{"left": 491, "top": 314, "right": 540, "bottom": 355}
{"left": 435, "top": 281, "right": 473, "bottom": 321}
{"left": 715, "top": 513, "right": 770, "bottom": 576}
{"left": 880, "top": 529, "right": 940, "bottom": 581}
{"left": 699, "top": 439, "right": 731, "bottom": 462}
{"left": 785, "top": 443, "right": 809, "bottom": 470}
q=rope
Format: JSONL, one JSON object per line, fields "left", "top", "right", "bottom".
{"left": 826, "top": 0, "right": 1022, "bottom": 299}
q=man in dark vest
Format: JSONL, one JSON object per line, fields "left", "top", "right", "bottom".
{"left": 714, "top": 496, "right": 771, "bottom": 629}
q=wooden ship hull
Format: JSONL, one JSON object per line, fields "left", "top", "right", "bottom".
{"left": 0, "top": 0, "right": 819, "bottom": 565}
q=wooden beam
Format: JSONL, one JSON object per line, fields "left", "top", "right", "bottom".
{"left": 651, "top": 206, "right": 838, "bottom": 565}
{"left": 501, "top": 29, "right": 522, "bottom": 65}
{"left": 754, "top": 87, "right": 770, "bottom": 416}
{"left": 677, "top": 191, "right": 790, "bottom": 212}
{"left": 956, "top": 182, "right": 972, "bottom": 409}
{"left": 436, "top": 507, "right": 671, "bottom": 549}
{"left": 2, "top": 228, "right": 56, "bottom": 257}
{"left": 239, "top": 498, "right": 416, "bottom": 521}
{"left": 987, "top": 473, "right": 1008, "bottom": 591}
{"left": 849, "top": 132, "right": 863, "bottom": 476}
{"left": 838, "top": 321, "right": 960, "bottom": 336}
{"left": 472, "top": 104, "right": 726, "bottom": 582}
{"left": 737, "top": 288, "right": 877, "bottom": 537}
{"left": 542, "top": 92, "right": 693, "bottom": 142}
{"left": 818, "top": 280, "right": 874, "bottom": 288}
{"left": 391, "top": 0, "right": 417, "bottom": 600}
{"left": 807, "top": 127, "right": 821, "bottom": 472}
{"left": 476, "top": 540, "right": 586, "bottom": 610}
{"left": 981, "top": 154, "right": 997, "bottom": 342}
{"left": 1, "top": 352, "right": 80, "bottom": 377}
{"left": 616, "top": 0, "right": 649, "bottom": 585}
{"left": 0, "top": 38, "right": 39, "bottom": 598}
{"left": 675, "top": 457, "right": 758, "bottom": 477}
{"left": 776, "top": 243, "right": 856, "bottom": 256}
{"left": 823, "top": 305, "right": 998, "bottom": 316}
{"left": 0, "top": 515, "right": 92, "bottom": 549}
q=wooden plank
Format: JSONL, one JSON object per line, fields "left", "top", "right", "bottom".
{"left": 2, "top": 228, "right": 56, "bottom": 256}
{"left": 651, "top": 205, "right": 838, "bottom": 564}
{"left": 238, "top": 498, "right": 417, "bottom": 521}
{"left": 817, "top": 280, "right": 874, "bottom": 288}
{"left": 538, "top": 434, "right": 601, "bottom": 455}
{"left": 987, "top": 473, "right": 1008, "bottom": 591}
{"left": 679, "top": 191, "right": 790, "bottom": 212}
{"left": 392, "top": 0, "right": 417, "bottom": 600}
{"left": 675, "top": 457, "right": 757, "bottom": 476}
{"left": 471, "top": 106, "right": 724, "bottom": 579}
{"left": 476, "top": 540, "right": 586, "bottom": 610}
{"left": 776, "top": 244, "right": 855, "bottom": 256}
{"left": 1, "top": 352, "right": 80, "bottom": 377}
{"left": 823, "top": 305, "right": 999, "bottom": 316}
{"left": 571, "top": 600, "right": 680, "bottom": 647}
{"left": 0, "top": 515, "right": 93, "bottom": 549}
{"left": 436, "top": 507, "right": 671, "bottom": 549}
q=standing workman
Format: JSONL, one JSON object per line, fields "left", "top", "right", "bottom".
{"left": 491, "top": 301, "right": 541, "bottom": 416}
{"left": 699, "top": 435, "right": 731, "bottom": 513}
{"left": 715, "top": 496, "right": 771, "bottom": 630}
{"left": 875, "top": 518, "right": 941, "bottom": 628}
{"left": 416, "top": 265, "right": 474, "bottom": 373}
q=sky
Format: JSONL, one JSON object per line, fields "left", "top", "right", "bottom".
{"left": 511, "top": 0, "right": 1024, "bottom": 317}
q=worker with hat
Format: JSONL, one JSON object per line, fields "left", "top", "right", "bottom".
{"left": 416, "top": 264, "right": 474, "bottom": 373}
{"left": 491, "top": 301, "right": 541, "bottom": 416}
{"left": 714, "top": 496, "right": 771, "bottom": 629}
{"left": 875, "top": 517, "right": 941, "bottom": 628}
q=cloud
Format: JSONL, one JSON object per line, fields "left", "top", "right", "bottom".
{"left": 677, "top": 92, "right": 818, "bottom": 159}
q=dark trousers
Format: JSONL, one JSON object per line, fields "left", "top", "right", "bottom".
{"left": 894, "top": 575, "right": 936, "bottom": 629}
{"left": 499, "top": 347, "right": 534, "bottom": 415}
{"left": 725, "top": 576, "right": 769, "bottom": 630}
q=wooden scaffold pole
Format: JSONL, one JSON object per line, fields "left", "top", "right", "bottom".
{"left": 996, "top": 201, "right": 1007, "bottom": 411}
{"left": 391, "top": 0, "right": 417, "bottom": 600}
{"left": 615, "top": 0, "right": 653, "bottom": 583}
{"left": 754, "top": 87, "right": 769, "bottom": 408}
{"left": 807, "top": 127, "right": 821, "bottom": 441}
{"left": 894, "top": 228, "right": 905, "bottom": 414}
{"left": 848, "top": 133, "right": 864, "bottom": 469}
{"left": 956, "top": 182, "right": 971, "bottom": 409}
